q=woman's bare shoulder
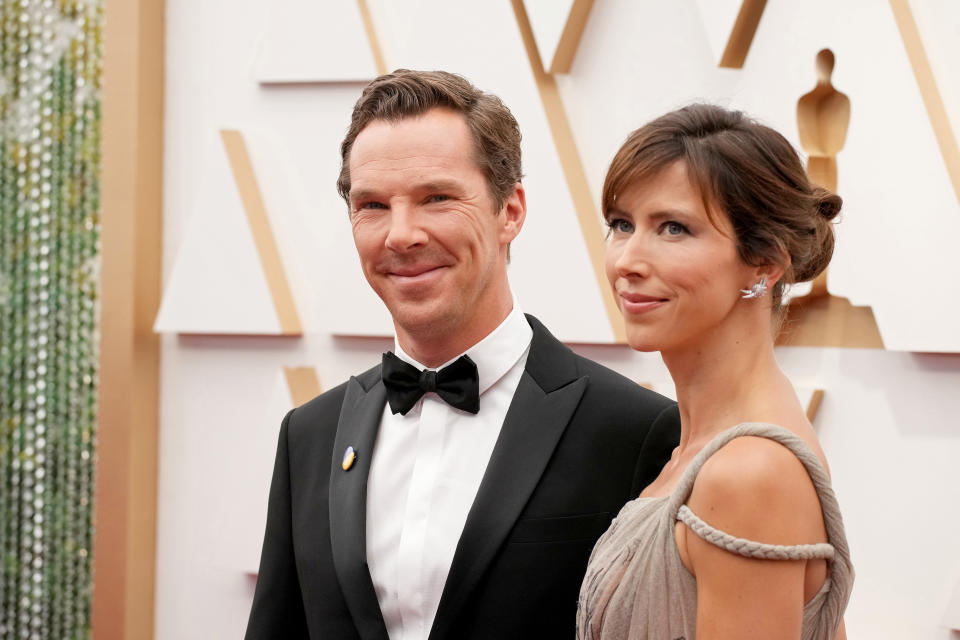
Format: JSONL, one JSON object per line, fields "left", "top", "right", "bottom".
{"left": 685, "top": 433, "right": 826, "bottom": 546}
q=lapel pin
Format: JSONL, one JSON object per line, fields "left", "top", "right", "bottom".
{"left": 342, "top": 446, "right": 357, "bottom": 471}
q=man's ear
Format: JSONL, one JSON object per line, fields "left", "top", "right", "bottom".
{"left": 498, "top": 182, "right": 526, "bottom": 246}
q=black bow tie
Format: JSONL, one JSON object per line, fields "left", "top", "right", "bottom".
{"left": 381, "top": 351, "right": 480, "bottom": 416}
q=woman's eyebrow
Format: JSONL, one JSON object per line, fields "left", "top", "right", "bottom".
{"left": 605, "top": 206, "right": 693, "bottom": 221}
{"left": 605, "top": 205, "right": 630, "bottom": 219}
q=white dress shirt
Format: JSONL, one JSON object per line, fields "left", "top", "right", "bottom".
{"left": 365, "top": 303, "right": 533, "bottom": 640}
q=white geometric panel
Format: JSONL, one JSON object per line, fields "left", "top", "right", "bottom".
{"left": 154, "top": 130, "right": 300, "bottom": 335}
{"left": 254, "top": 0, "right": 380, "bottom": 84}
{"left": 944, "top": 577, "right": 960, "bottom": 630}
{"left": 693, "top": 0, "right": 745, "bottom": 64}
{"left": 910, "top": 0, "right": 960, "bottom": 146}
{"left": 522, "top": 0, "right": 575, "bottom": 70}
{"left": 211, "top": 370, "right": 297, "bottom": 575}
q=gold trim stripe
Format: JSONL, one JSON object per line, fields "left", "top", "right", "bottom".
{"left": 805, "top": 389, "right": 825, "bottom": 422}
{"left": 718, "top": 0, "right": 768, "bottom": 68}
{"left": 94, "top": 0, "right": 164, "bottom": 637}
{"left": 357, "top": 0, "right": 387, "bottom": 76}
{"left": 220, "top": 130, "right": 303, "bottom": 335}
{"left": 890, "top": 0, "right": 960, "bottom": 205}
{"left": 548, "top": 0, "right": 595, "bottom": 74}
{"left": 510, "top": 0, "right": 626, "bottom": 343}
{"left": 284, "top": 366, "right": 323, "bottom": 407}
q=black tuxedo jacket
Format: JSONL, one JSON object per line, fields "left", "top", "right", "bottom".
{"left": 245, "top": 315, "right": 680, "bottom": 639}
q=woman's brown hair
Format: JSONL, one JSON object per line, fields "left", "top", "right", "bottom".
{"left": 603, "top": 103, "right": 841, "bottom": 307}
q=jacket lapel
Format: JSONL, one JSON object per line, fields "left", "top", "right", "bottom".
{"left": 428, "top": 316, "right": 587, "bottom": 640}
{"left": 329, "top": 369, "right": 390, "bottom": 640}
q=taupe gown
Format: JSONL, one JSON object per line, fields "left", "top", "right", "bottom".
{"left": 577, "top": 423, "right": 854, "bottom": 640}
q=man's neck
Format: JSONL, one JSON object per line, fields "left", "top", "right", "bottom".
{"left": 397, "top": 302, "right": 515, "bottom": 368}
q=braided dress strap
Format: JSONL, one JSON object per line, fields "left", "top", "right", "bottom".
{"left": 677, "top": 505, "right": 835, "bottom": 560}
{"left": 666, "top": 423, "right": 850, "bottom": 565}
{"left": 665, "top": 423, "right": 854, "bottom": 638}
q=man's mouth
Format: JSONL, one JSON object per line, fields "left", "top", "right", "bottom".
{"left": 389, "top": 264, "right": 443, "bottom": 277}
{"left": 385, "top": 265, "right": 448, "bottom": 287}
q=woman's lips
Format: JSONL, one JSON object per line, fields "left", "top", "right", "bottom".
{"left": 619, "top": 292, "right": 667, "bottom": 314}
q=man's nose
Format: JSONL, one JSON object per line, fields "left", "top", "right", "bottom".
{"left": 384, "top": 205, "right": 428, "bottom": 251}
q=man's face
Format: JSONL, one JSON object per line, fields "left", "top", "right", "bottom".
{"left": 348, "top": 108, "right": 524, "bottom": 355}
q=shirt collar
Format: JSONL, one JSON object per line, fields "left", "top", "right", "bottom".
{"left": 393, "top": 298, "right": 533, "bottom": 396}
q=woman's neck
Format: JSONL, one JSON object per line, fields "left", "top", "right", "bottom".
{"left": 662, "top": 315, "right": 794, "bottom": 454}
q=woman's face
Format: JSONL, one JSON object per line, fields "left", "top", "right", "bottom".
{"left": 605, "top": 161, "right": 758, "bottom": 353}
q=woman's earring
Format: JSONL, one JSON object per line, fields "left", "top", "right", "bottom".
{"left": 740, "top": 275, "right": 767, "bottom": 299}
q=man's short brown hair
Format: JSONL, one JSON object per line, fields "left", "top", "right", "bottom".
{"left": 337, "top": 69, "right": 523, "bottom": 208}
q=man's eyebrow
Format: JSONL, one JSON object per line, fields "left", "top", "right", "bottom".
{"left": 350, "top": 180, "right": 463, "bottom": 203}
{"left": 417, "top": 179, "right": 461, "bottom": 193}
{"left": 350, "top": 179, "right": 462, "bottom": 202}
{"left": 349, "top": 188, "right": 378, "bottom": 203}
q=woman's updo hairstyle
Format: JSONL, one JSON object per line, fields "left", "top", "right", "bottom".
{"left": 603, "top": 103, "right": 840, "bottom": 307}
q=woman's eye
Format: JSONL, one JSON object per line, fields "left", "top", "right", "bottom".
{"left": 606, "top": 217, "right": 634, "bottom": 234}
{"left": 661, "top": 221, "right": 689, "bottom": 236}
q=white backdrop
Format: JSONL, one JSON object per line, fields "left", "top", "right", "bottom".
{"left": 155, "top": 1, "right": 960, "bottom": 638}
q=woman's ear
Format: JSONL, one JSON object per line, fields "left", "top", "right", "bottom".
{"left": 754, "top": 261, "right": 786, "bottom": 292}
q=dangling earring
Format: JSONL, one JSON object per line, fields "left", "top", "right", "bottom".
{"left": 740, "top": 275, "right": 767, "bottom": 299}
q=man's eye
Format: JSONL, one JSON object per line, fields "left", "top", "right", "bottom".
{"left": 426, "top": 194, "right": 449, "bottom": 203}
{"left": 358, "top": 201, "right": 387, "bottom": 210}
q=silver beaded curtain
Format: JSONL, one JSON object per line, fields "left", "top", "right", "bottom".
{"left": 0, "top": 0, "right": 102, "bottom": 638}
